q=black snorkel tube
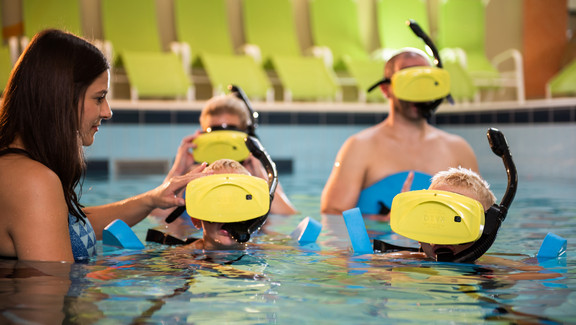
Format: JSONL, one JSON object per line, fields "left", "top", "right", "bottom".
{"left": 221, "top": 135, "right": 278, "bottom": 243}
{"left": 221, "top": 85, "right": 276, "bottom": 243}
{"left": 367, "top": 20, "right": 453, "bottom": 118}
{"left": 228, "top": 84, "right": 259, "bottom": 138}
{"left": 437, "top": 128, "right": 518, "bottom": 263}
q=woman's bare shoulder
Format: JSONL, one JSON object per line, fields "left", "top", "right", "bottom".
{"left": 0, "top": 155, "right": 61, "bottom": 190}
{"left": 0, "top": 156, "right": 65, "bottom": 211}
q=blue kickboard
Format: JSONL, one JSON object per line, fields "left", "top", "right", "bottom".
{"left": 342, "top": 208, "right": 373, "bottom": 254}
{"left": 103, "top": 219, "right": 145, "bottom": 249}
{"left": 356, "top": 171, "right": 432, "bottom": 215}
{"left": 291, "top": 217, "right": 322, "bottom": 244}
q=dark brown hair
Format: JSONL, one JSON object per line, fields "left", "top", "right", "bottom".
{"left": 0, "top": 29, "right": 109, "bottom": 220}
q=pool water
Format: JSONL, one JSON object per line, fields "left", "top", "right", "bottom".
{"left": 1, "top": 170, "right": 573, "bottom": 324}
{"left": 3, "top": 122, "right": 576, "bottom": 324}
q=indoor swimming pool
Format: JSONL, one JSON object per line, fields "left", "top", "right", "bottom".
{"left": 1, "top": 122, "right": 575, "bottom": 324}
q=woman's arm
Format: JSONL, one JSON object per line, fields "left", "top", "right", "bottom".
{"left": 85, "top": 163, "right": 208, "bottom": 239}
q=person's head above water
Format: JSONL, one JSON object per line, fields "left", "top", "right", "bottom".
{"left": 0, "top": 29, "right": 110, "bottom": 223}
{"left": 188, "top": 159, "right": 266, "bottom": 250}
{"left": 379, "top": 49, "right": 450, "bottom": 120}
{"left": 418, "top": 167, "right": 497, "bottom": 261}
{"left": 199, "top": 94, "right": 251, "bottom": 132}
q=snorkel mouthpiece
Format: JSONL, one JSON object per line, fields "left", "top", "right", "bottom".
{"left": 223, "top": 222, "right": 251, "bottom": 243}
{"left": 222, "top": 216, "right": 267, "bottom": 243}
{"left": 415, "top": 100, "right": 442, "bottom": 119}
{"left": 435, "top": 248, "right": 455, "bottom": 262}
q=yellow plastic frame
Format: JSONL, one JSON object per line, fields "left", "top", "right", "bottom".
{"left": 192, "top": 130, "right": 250, "bottom": 164}
{"left": 390, "top": 190, "right": 485, "bottom": 245}
{"left": 392, "top": 66, "right": 450, "bottom": 102}
{"left": 185, "top": 174, "right": 270, "bottom": 223}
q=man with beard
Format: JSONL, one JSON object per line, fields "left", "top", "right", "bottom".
{"left": 321, "top": 49, "right": 479, "bottom": 220}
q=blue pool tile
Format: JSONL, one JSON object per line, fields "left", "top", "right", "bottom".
{"left": 144, "top": 111, "right": 172, "bottom": 124}
{"left": 175, "top": 111, "right": 200, "bottom": 124}
{"left": 513, "top": 110, "right": 531, "bottom": 123}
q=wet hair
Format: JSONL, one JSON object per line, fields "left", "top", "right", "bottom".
{"left": 199, "top": 94, "right": 250, "bottom": 131}
{"left": 430, "top": 167, "right": 497, "bottom": 210}
{"left": 0, "top": 29, "right": 109, "bottom": 221}
{"left": 204, "top": 159, "right": 250, "bottom": 175}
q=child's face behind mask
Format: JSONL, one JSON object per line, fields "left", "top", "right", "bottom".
{"left": 419, "top": 183, "right": 486, "bottom": 261}
{"left": 199, "top": 220, "right": 246, "bottom": 250}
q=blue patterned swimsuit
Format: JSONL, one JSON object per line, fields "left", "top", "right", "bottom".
{"left": 69, "top": 206, "right": 97, "bottom": 262}
{"left": 0, "top": 148, "right": 97, "bottom": 262}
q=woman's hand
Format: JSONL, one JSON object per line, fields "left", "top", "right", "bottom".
{"left": 150, "top": 163, "right": 209, "bottom": 209}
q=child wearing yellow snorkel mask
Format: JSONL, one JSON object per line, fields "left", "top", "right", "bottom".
{"left": 418, "top": 167, "right": 496, "bottom": 261}
{"left": 185, "top": 159, "right": 269, "bottom": 251}
{"left": 381, "top": 167, "right": 562, "bottom": 273}
{"left": 380, "top": 166, "right": 497, "bottom": 262}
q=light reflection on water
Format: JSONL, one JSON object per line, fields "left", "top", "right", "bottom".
{"left": 1, "top": 174, "right": 574, "bottom": 324}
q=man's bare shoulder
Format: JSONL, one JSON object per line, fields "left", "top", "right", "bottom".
{"left": 428, "top": 125, "right": 470, "bottom": 145}
{"left": 348, "top": 122, "right": 390, "bottom": 143}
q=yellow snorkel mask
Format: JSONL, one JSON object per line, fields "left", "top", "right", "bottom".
{"left": 367, "top": 20, "right": 454, "bottom": 118}
{"left": 390, "top": 190, "right": 485, "bottom": 245}
{"left": 192, "top": 129, "right": 251, "bottom": 164}
{"left": 196, "top": 135, "right": 278, "bottom": 243}
{"left": 391, "top": 67, "right": 450, "bottom": 102}
{"left": 192, "top": 85, "right": 261, "bottom": 164}
{"left": 185, "top": 173, "right": 270, "bottom": 223}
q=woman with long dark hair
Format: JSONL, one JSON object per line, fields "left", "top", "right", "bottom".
{"left": 0, "top": 29, "right": 206, "bottom": 262}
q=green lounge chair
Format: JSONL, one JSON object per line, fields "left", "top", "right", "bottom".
{"left": 437, "top": 0, "right": 525, "bottom": 103}
{"left": 309, "top": 0, "right": 385, "bottom": 102}
{"left": 22, "top": 0, "right": 83, "bottom": 39}
{"left": 547, "top": 58, "right": 576, "bottom": 98}
{"left": 101, "top": 0, "right": 193, "bottom": 100}
{"left": 174, "top": 0, "right": 272, "bottom": 101}
{"left": 243, "top": 0, "right": 341, "bottom": 102}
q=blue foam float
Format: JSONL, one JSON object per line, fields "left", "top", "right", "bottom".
{"left": 537, "top": 232, "right": 567, "bottom": 259}
{"left": 356, "top": 171, "right": 432, "bottom": 215}
{"left": 342, "top": 208, "right": 373, "bottom": 254}
{"left": 291, "top": 217, "right": 322, "bottom": 244}
{"left": 103, "top": 219, "right": 145, "bottom": 249}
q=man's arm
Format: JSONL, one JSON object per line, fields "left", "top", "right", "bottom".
{"left": 321, "top": 136, "right": 367, "bottom": 215}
